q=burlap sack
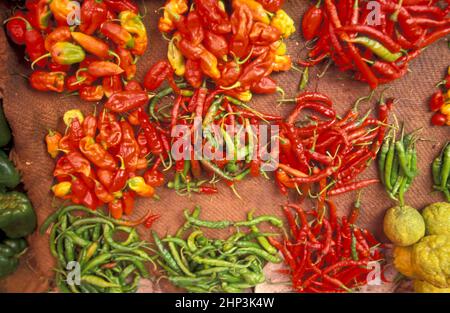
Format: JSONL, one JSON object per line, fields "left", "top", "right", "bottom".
{"left": 0, "top": 0, "right": 448, "bottom": 292}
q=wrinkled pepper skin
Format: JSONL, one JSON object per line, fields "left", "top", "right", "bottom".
{"left": 0, "top": 151, "right": 20, "bottom": 189}
{"left": 0, "top": 192, "right": 37, "bottom": 238}
{"left": 0, "top": 238, "right": 27, "bottom": 278}
{"left": 0, "top": 104, "right": 11, "bottom": 147}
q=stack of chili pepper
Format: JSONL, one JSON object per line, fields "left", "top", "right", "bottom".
{"left": 275, "top": 92, "right": 392, "bottom": 199}
{"left": 152, "top": 206, "right": 282, "bottom": 293}
{"left": 269, "top": 200, "right": 384, "bottom": 292}
{"left": 4, "top": 0, "right": 147, "bottom": 101}
{"left": 157, "top": 0, "right": 295, "bottom": 99}
{"left": 432, "top": 142, "right": 450, "bottom": 202}
{"left": 378, "top": 126, "right": 419, "bottom": 206}
{"left": 300, "top": 0, "right": 450, "bottom": 89}
{"left": 146, "top": 82, "right": 283, "bottom": 196}
{"left": 46, "top": 109, "right": 165, "bottom": 219}
{"left": 429, "top": 66, "right": 450, "bottom": 126}
{"left": 40, "top": 205, "right": 157, "bottom": 293}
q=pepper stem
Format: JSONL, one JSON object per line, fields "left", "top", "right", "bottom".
{"left": 30, "top": 53, "right": 51, "bottom": 70}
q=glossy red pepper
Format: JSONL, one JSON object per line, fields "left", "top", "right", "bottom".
{"left": 116, "top": 46, "right": 136, "bottom": 80}
{"left": 257, "top": 0, "right": 285, "bottom": 12}
{"left": 429, "top": 90, "right": 444, "bottom": 112}
{"left": 118, "top": 119, "right": 140, "bottom": 171}
{"left": 230, "top": 4, "right": 254, "bottom": 59}
{"left": 143, "top": 168, "right": 165, "bottom": 187}
{"left": 5, "top": 11, "right": 27, "bottom": 45}
{"left": 104, "top": 0, "right": 139, "bottom": 13}
{"left": 97, "top": 111, "right": 122, "bottom": 149}
{"left": 100, "top": 21, "right": 135, "bottom": 49}
{"left": 94, "top": 180, "right": 115, "bottom": 203}
{"left": 80, "top": 0, "right": 108, "bottom": 35}
{"left": 54, "top": 151, "right": 92, "bottom": 178}
{"left": 97, "top": 168, "right": 114, "bottom": 190}
{"left": 80, "top": 85, "right": 104, "bottom": 102}
{"left": 79, "top": 136, "right": 118, "bottom": 171}
{"left": 302, "top": 1, "right": 324, "bottom": 40}
{"left": 249, "top": 22, "right": 281, "bottom": 45}
{"left": 102, "top": 75, "right": 123, "bottom": 98}
{"left": 122, "top": 191, "right": 135, "bottom": 216}
{"left": 203, "top": 30, "right": 229, "bottom": 61}
{"left": 30, "top": 71, "right": 66, "bottom": 92}
{"left": 137, "top": 107, "right": 163, "bottom": 156}
{"left": 195, "top": 0, "right": 231, "bottom": 34}
{"left": 87, "top": 61, "right": 124, "bottom": 77}
{"left": 124, "top": 80, "right": 143, "bottom": 92}
{"left": 250, "top": 76, "right": 277, "bottom": 94}
{"left": 108, "top": 199, "right": 123, "bottom": 219}
{"left": 109, "top": 156, "right": 128, "bottom": 192}
{"left": 104, "top": 91, "right": 149, "bottom": 113}
{"left": 137, "top": 130, "right": 150, "bottom": 157}
{"left": 143, "top": 60, "right": 179, "bottom": 93}
{"left": 184, "top": 59, "right": 203, "bottom": 88}
{"left": 431, "top": 112, "right": 447, "bottom": 126}
{"left": 82, "top": 115, "right": 97, "bottom": 138}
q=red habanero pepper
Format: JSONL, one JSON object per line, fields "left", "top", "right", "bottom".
{"left": 104, "top": 0, "right": 139, "bottom": 13}
{"left": 97, "top": 168, "right": 114, "bottom": 190}
{"left": 217, "top": 61, "right": 242, "bottom": 87}
{"left": 122, "top": 191, "right": 135, "bottom": 216}
{"left": 185, "top": 11, "right": 204, "bottom": 46}
{"left": 68, "top": 117, "right": 84, "bottom": 148}
{"left": 184, "top": 59, "right": 203, "bottom": 88}
{"left": 143, "top": 168, "right": 165, "bottom": 187}
{"left": 44, "top": 26, "right": 71, "bottom": 51}
{"left": 235, "top": 56, "right": 273, "bottom": 89}
{"left": 49, "top": 61, "right": 70, "bottom": 72}
{"left": 82, "top": 115, "right": 97, "bottom": 138}
{"left": 27, "top": 0, "right": 52, "bottom": 30}
{"left": 200, "top": 48, "right": 221, "bottom": 80}
{"left": 178, "top": 38, "right": 204, "bottom": 60}
{"left": 195, "top": 0, "right": 231, "bottom": 34}
{"left": 302, "top": 1, "right": 324, "bottom": 40}
{"left": 80, "top": 85, "right": 105, "bottom": 102}
{"left": 79, "top": 136, "right": 118, "bottom": 170}
{"left": 13, "top": 16, "right": 47, "bottom": 68}
{"left": 97, "top": 111, "right": 122, "bottom": 149}
{"left": 102, "top": 75, "right": 123, "bottom": 98}
{"left": 65, "top": 72, "right": 92, "bottom": 92}
{"left": 54, "top": 151, "right": 93, "bottom": 178}
{"left": 109, "top": 156, "right": 128, "bottom": 192}
{"left": 108, "top": 199, "right": 124, "bottom": 219}
{"left": 30, "top": 71, "right": 66, "bottom": 92}
{"left": 124, "top": 80, "right": 143, "bottom": 92}
{"left": 144, "top": 60, "right": 181, "bottom": 93}
{"left": 251, "top": 76, "right": 277, "bottom": 94}
{"left": 116, "top": 46, "right": 136, "bottom": 80}
{"left": 94, "top": 180, "right": 115, "bottom": 203}
{"left": 137, "top": 107, "right": 163, "bottom": 155}
{"left": 88, "top": 61, "right": 124, "bottom": 78}
{"left": 249, "top": 22, "right": 282, "bottom": 46}
{"left": 5, "top": 11, "right": 27, "bottom": 45}
{"left": 80, "top": 0, "right": 108, "bottom": 35}
{"left": 257, "top": 0, "right": 285, "bottom": 12}
{"left": 70, "top": 175, "right": 89, "bottom": 205}
{"left": 203, "top": 30, "right": 229, "bottom": 61}
{"left": 127, "top": 110, "right": 140, "bottom": 126}
{"left": 429, "top": 90, "right": 444, "bottom": 112}
{"left": 118, "top": 119, "right": 140, "bottom": 171}
{"left": 137, "top": 130, "right": 149, "bottom": 157}
{"left": 104, "top": 91, "right": 149, "bottom": 113}
{"left": 230, "top": 4, "right": 254, "bottom": 59}
{"left": 431, "top": 112, "right": 447, "bottom": 126}
{"left": 100, "top": 21, "right": 135, "bottom": 49}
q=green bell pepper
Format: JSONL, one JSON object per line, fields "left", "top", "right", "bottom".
{"left": 0, "top": 104, "right": 11, "bottom": 147}
{"left": 0, "top": 238, "right": 27, "bottom": 278}
{"left": 0, "top": 150, "right": 20, "bottom": 189}
{"left": 0, "top": 192, "right": 36, "bottom": 238}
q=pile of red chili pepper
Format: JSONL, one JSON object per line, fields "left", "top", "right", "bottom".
{"left": 157, "top": 0, "right": 295, "bottom": 99}
{"left": 46, "top": 109, "right": 164, "bottom": 222}
{"left": 269, "top": 200, "right": 384, "bottom": 292}
{"left": 275, "top": 91, "right": 393, "bottom": 198}
{"left": 4, "top": 0, "right": 147, "bottom": 101}
{"left": 300, "top": 0, "right": 450, "bottom": 89}
{"left": 429, "top": 65, "right": 450, "bottom": 126}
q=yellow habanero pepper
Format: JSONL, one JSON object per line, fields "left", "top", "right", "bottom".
{"left": 119, "top": 11, "right": 148, "bottom": 56}
{"left": 128, "top": 176, "right": 155, "bottom": 197}
{"left": 52, "top": 181, "right": 72, "bottom": 198}
{"left": 50, "top": 0, "right": 77, "bottom": 25}
{"left": 168, "top": 33, "right": 185, "bottom": 76}
{"left": 232, "top": 0, "right": 271, "bottom": 24}
{"left": 158, "top": 0, "right": 188, "bottom": 33}
{"left": 272, "top": 55, "right": 292, "bottom": 72}
{"left": 200, "top": 49, "right": 221, "bottom": 80}
{"left": 234, "top": 90, "right": 253, "bottom": 102}
{"left": 440, "top": 102, "right": 450, "bottom": 116}
{"left": 271, "top": 10, "right": 296, "bottom": 38}
{"left": 63, "top": 109, "right": 84, "bottom": 126}
{"left": 271, "top": 40, "right": 287, "bottom": 55}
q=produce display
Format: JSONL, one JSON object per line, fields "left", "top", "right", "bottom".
{"left": 0, "top": 0, "right": 449, "bottom": 295}
{"left": 300, "top": 0, "right": 450, "bottom": 88}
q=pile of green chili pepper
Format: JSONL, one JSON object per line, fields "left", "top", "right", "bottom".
{"left": 40, "top": 205, "right": 155, "bottom": 293}
{"left": 378, "top": 126, "right": 420, "bottom": 206}
{"left": 152, "top": 206, "right": 283, "bottom": 293}
{"left": 432, "top": 141, "right": 450, "bottom": 202}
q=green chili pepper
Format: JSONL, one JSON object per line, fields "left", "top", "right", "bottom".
{"left": 183, "top": 209, "right": 232, "bottom": 229}
{"left": 168, "top": 239, "right": 195, "bottom": 277}
{"left": 203, "top": 95, "right": 224, "bottom": 127}
{"left": 350, "top": 37, "right": 402, "bottom": 62}
{"left": 149, "top": 83, "right": 187, "bottom": 120}
{"left": 233, "top": 247, "right": 282, "bottom": 263}
{"left": 234, "top": 215, "right": 283, "bottom": 228}
{"left": 82, "top": 275, "right": 120, "bottom": 288}
{"left": 299, "top": 66, "right": 309, "bottom": 91}
{"left": 440, "top": 143, "right": 450, "bottom": 191}
{"left": 384, "top": 137, "right": 396, "bottom": 191}
{"left": 395, "top": 140, "right": 415, "bottom": 178}
{"left": 152, "top": 230, "right": 181, "bottom": 273}
{"left": 378, "top": 136, "right": 390, "bottom": 185}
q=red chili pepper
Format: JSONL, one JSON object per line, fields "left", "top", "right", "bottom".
{"left": 44, "top": 26, "right": 71, "bottom": 51}
{"left": 109, "top": 156, "right": 128, "bottom": 192}
{"left": 143, "top": 60, "right": 179, "bottom": 93}
{"left": 217, "top": 61, "right": 242, "bottom": 87}
{"left": 88, "top": 61, "right": 124, "bottom": 78}
{"left": 122, "top": 190, "right": 135, "bottom": 216}
{"left": 337, "top": 25, "right": 402, "bottom": 53}
{"left": 49, "top": 61, "right": 70, "bottom": 72}
{"left": 195, "top": 0, "right": 231, "bottom": 34}
{"left": 71, "top": 32, "right": 113, "bottom": 60}
{"left": 100, "top": 21, "right": 135, "bottom": 49}
{"left": 137, "top": 107, "right": 163, "bottom": 155}
{"left": 104, "top": 91, "right": 149, "bottom": 113}
{"left": 185, "top": 11, "right": 205, "bottom": 46}
{"left": 5, "top": 11, "right": 27, "bottom": 45}
{"left": 328, "top": 179, "right": 379, "bottom": 196}
{"left": 54, "top": 151, "right": 92, "bottom": 179}
{"left": 184, "top": 59, "right": 203, "bottom": 88}
{"left": 143, "top": 213, "right": 160, "bottom": 229}
{"left": 250, "top": 76, "right": 277, "bottom": 94}
{"left": 230, "top": 4, "right": 253, "bottom": 59}
{"left": 249, "top": 22, "right": 281, "bottom": 46}
{"left": 124, "top": 80, "right": 143, "bottom": 92}
{"left": 143, "top": 168, "right": 165, "bottom": 187}
{"left": 118, "top": 119, "right": 140, "bottom": 171}
{"left": 80, "top": 0, "right": 108, "bottom": 35}
{"left": 203, "top": 30, "right": 229, "bottom": 60}
{"left": 82, "top": 115, "right": 97, "bottom": 138}
{"left": 429, "top": 90, "right": 444, "bottom": 112}
{"left": 94, "top": 180, "right": 114, "bottom": 203}
{"left": 68, "top": 117, "right": 84, "bottom": 148}
{"left": 108, "top": 199, "right": 123, "bottom": 219}
{"left": 103, "top": 0, "right": 139, "bottom": 13}
{"left": 30, "top": 71, "right": 66, "bottom": 92}
{"left": 116, "top": 46, "right": 137, "bottom": 80}
{"left": 97, "top": 111, "right": 122, "bottom": 149}
{"left": 257, "top": 0, "right": 285, "bottom": 12}
{"left": 302, "top": 1, "right": 324, "bottom": 40}
{"left": 79, "top": 85, "right": 104, "bottom": 102}
{"left": 431, "top": 112, "right": 447, "bottom": 126}
{"left": 102, "top": 75, "right": 123, "bottom": 98}
{"left": 79, "top": 136, "right": 118, "bottom": 171}
{"left": 97, "top": 168, "right": 114, "bottom": 190}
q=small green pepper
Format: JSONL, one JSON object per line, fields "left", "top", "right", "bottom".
{"left": 0, "top": 151, "right": 20, "bottom": 189}
{"left": 0, "top": 238, "right": 27, "bottom": 278}
{"left": 0, "top": 192, "right": 37, "bottom": 238}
